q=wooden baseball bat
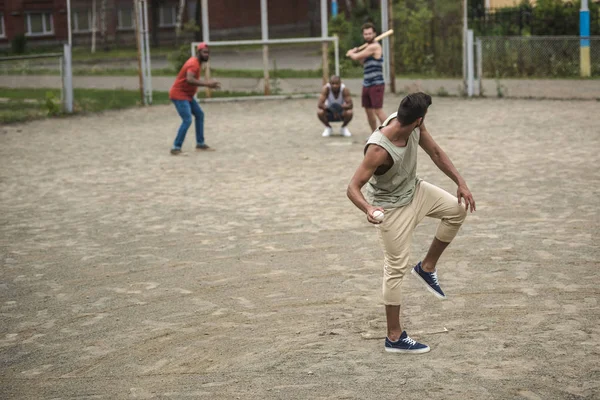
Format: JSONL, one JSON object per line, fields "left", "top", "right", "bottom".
{"left": 356, "top": 29, "right": 394, "bottom": 51}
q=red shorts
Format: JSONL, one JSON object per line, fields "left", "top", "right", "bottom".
{"left": 361, "top": 84, "right": 385, "bottom": 109}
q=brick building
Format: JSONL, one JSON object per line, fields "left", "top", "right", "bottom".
{"left": 0, "top": 0, "right": 314, "bottom": 49}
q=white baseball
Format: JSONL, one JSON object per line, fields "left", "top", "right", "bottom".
{"left": 372, "top": 210, "right": 385, "bottom": 222}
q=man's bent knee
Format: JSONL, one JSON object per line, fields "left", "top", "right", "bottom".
{"left": 454, "top": 203, "right": 468, "bottom": 225}
{"left": 435, "top": 205, "right": 467, "bottom": 243}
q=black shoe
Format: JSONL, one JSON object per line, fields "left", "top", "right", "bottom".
{"left": 196, "top": 144, "right": 215, "bottom": 151}
{"left": 170, "top": 148, "right": 182, "bottom": 155}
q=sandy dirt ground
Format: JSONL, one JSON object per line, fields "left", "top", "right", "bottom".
{"left": 1, "top": 97, "right": 599, "bottom": 399}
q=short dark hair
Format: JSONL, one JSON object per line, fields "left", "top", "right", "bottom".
{"left": 397, "top": 92, "right": 432, "bottom": 125}
{"left": 361, "top": 22, "right": 376, "bottom": 33}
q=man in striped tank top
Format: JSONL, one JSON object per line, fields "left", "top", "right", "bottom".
{"left": 346, "top": 23, "right": 388, "bottom": 133}
{"left": 347, "top": 93, "right": 476, "bottom": 354}
{"left": 317, "top": 75, "right": 354, "bottom": 137}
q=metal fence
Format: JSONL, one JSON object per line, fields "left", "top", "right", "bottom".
{"left": 469, "top": 6, "right": 600, "bottom": 37}
{"left": 478, "top": 36, "right": 600, "bottom": 78}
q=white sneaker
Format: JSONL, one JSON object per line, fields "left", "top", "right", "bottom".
{"left": 341, "top": 126, "right": 352, "bottom": 137}
{"left": 322, "top": 127, "right": 333, "bottom": 137}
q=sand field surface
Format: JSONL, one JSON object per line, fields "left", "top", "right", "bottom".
{"left": 1, "top": 97, "right": 599, "bottom": 399}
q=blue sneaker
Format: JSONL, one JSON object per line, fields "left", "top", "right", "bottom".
{"left": 411, "top": 261, "right": 446, "bottom": 299}
{"left": 385, "top": 331, "right": 430, "bottom": 354}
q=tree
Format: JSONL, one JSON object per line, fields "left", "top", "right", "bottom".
{"left": 308, "top": 0, "right": 319, "bottom": 36}
{"left": 194, "top": 0, "right": 203, "bottom": 41}
{"left": 151, "top": 0, "right": 160, "bottom": 47}
{"left": 100, "top": 0, "right": 108, "bottom": 50}
{"left": 176, "top": 0, "right": 186, "bottom": 38}
{"left": 344, "top": 0, "right": 353, "bottom": 13}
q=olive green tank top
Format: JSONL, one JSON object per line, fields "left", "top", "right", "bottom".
{"left": 364, "top": 112, "right": 421, "bottom": 209}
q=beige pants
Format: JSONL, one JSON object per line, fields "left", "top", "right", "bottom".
{"left": 376, "top": 181, "right": 467, "bottom": 305}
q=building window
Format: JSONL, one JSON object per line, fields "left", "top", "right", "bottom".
{"left": 73, "top": 10, "right": 93, "bottom": 33}
{"left": 159, "top": 5, "right": 177, "bottom": 27}
{"left": 118, "top": 8, "right": 134, "bottom": 30}
{"left": 0, "top": 14, "right": 5, "bottom": 38}
{"left": 25, "top": 12, "right": 54, "bottom": 36}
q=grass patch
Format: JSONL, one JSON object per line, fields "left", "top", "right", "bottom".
{"left": 0, "top": 100, "right": 44, "bottom": 123}
{"left": 0, "top": 87, "right": 261, "bottom": 124}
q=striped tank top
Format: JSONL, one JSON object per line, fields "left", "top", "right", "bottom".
{"left": 363, "top": 55, "right": 385, "bottom": 87}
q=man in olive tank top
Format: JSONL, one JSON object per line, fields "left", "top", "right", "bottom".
{"left": 347, "top": 92, "right": 476, "bottom": 354}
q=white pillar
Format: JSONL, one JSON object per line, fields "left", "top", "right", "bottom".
{"left": 67, "top": 0, "right": 72, "bottom": 47}
{"left": 261, "top": 0, "right": 270, "bottom": 95}
{"left": 381, "top": 0, "right": 390, "bottom": 83}
{"left": 201, "top": 0, "right": 209, "bottom": 42}
{"left": 137, "top": 0, "right": 147, "bottom": 105}
{"left": 142, "top": 0, "right": 152, "bottom": 104}
{"left": 63, "top": 44, "right": 73, "bottom": 113}
{"left": 467, "top": 30, "right": 474, "bottom": 97}
{"left": 261, "top": 0, "right": 269, "bottom": 42}
{"left": 320, "top": 0, "right": 328, "bottom": 38}
{"left": 476, "top": 37, "right": 482, "bottom": 96}
{"left": 320, "top": 0, "right": 329, "bottom": 82}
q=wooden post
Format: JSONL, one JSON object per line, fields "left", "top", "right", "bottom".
{"left": 322, "top": 42, "right": 329, "bottom": 84}
{"left": 204, "top": 60, "right": 212, "bottom": 98}
{"left": 261, "top": 0, "right": 270, "bottom": 95}
{"left": 201, "top": 0, "right": 211, "bottom": 98}
{"left": 262, "top": 45, "right": 271, "bottom": 95}
{"left": 388, "top": 0, "right": 396, "bottom": 93}
{"left": 320, "top": 0, "right": 328, "bottom": 84}
{"left": 462, "top": 0, "right": 467, "bottom": 93}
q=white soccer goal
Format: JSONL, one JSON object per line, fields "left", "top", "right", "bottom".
{"left": 190, "top": 37, "right": 340, "bottom": 95}
{"left": 192, "top": 0, "right": 340, "bottom": 96}
{"left": 0, "top": 44, "right": 73, "bottom": 112}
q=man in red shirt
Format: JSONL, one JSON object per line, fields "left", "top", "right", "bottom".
{"left": 169, "top": 42, "right": 221, "bottom": 155}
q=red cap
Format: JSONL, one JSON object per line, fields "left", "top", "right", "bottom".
{"left": 197, "top": 42, "right": 208, "bottom": 51}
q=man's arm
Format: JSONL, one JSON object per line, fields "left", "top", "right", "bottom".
{"left": 346, "top": 43, "right": 377, "bottom": 62}
{"left": 342, "top": 87, "right": 353, "bottom": 110}
{"left": 186, "top": 70, "right": 220, "bottom": 89}
{"left": 317, "top": 86, "right": 329, "bottom": 110}
{"left": 347, "top": 145, "right": 388, "bottom": 224}
{"left": 419, "top": 124, "right": 476, "bottom": 212}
